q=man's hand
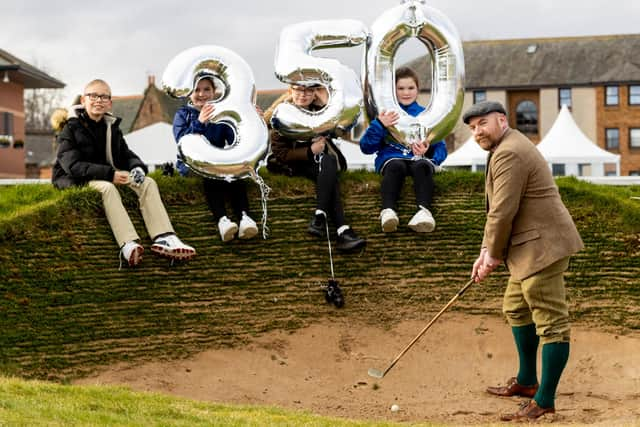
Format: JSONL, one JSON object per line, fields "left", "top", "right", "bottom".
{"left": 113, "top": 170, "right": 130, "bottom": 185}
{"left": 471, "top": 248, "right": 501, "bottom": 283}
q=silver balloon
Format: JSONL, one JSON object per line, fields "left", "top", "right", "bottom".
{"left": 363, "top": 0, "right": 465, "bottom": 146}
{"left": 271, "top": 19, "right": 367, "bottom": 139}
{"left": 162, "top": 45, "right": 269, "bottom": 181}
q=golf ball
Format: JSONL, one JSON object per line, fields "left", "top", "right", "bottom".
{"left": 390, "top": 404, "right": 400, "bottom": 412}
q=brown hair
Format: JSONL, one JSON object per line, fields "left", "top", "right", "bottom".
{"left": 395, "top": 67, "right": 419, "bottom": 90}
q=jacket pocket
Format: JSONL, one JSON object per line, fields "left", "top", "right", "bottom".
{"left": 511, "top": 229, "right": 540, "bottom": 246}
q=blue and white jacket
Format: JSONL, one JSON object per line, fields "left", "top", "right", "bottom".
{"left": 172, "top": 104, "right": 234, "bottom": 176}
{"left": 359, "top": 101, "right": 447, "bottom": 173}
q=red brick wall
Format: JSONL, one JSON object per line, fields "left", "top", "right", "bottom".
{"left": 596, "top": 85, "right": 640, "bottom": 175}
{"left": 132, "top": 90, "right": 166, "bottom": 131}
{"left": 0, "top": 82, "right": 26, "bottom": 141}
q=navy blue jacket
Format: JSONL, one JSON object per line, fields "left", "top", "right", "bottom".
{"left": 172, "top": 104, "right": 235, "bottom": 176}
{"left": 359, "top": 101, "right": 447, "bottom": 173}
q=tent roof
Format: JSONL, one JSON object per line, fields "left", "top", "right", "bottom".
{"left": 441, "top": 136, "right": 488, "bottom": 167}
{"left": 536, "top": 105, "right": 620, "bottom": 163}
{"left": 125, "top": 122, "right": 177, "bottom": 166}
{"left": 337, "top": 140, "right": 375, "bottom": 170}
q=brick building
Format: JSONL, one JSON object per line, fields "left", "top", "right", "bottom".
{"left": 409, "top": 33, "right": 640, "bottom": 176}
{"left": 0, "top": 48, "right": 64, "bottom": 178}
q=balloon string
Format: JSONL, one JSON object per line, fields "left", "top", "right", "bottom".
{"left": 250, "top": 170, "right": 271, "bottom": 239}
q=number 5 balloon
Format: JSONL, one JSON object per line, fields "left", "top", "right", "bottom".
{"left": 271, "top": 19, "right": 368, "bottom": 139}
{"left": 364, "top": 0, "right": 465, "bottom": 146}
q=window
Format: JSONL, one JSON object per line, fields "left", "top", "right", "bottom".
{"left": 515, "top": 100, "right": 538, "bottom": 134}
{"left": 630, "top": 170, "right": 640, "bottom": 176}
{"left": 629, "top": 85, "right": 640, "bottom": 105}
{"left": 558, "top": 88, "right": 572, "bottom": 108}
{"left": 473, "top": 90, "right": 486, "bottom": 104}
{"left": 0, "top": 112, "right": 13, "bottom": 137}
{"left": 630, "top": 128, "right": 640, "bottom": 148}
{"left": 578, "top": 163, "right": 591, "bottom": 176}
{"left": 605, "top": 128, "right": 619, "bottom": 150}
{"left": 605, "top": 86, "right": 619, "bottom": 106}
{"left": 552, "top": 164, "right": 565, "bottom": 176}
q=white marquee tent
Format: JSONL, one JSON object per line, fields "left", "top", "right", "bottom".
{"left": 336, "top": 139, "right": 375, "bottom": 171}
{"left": 536, "top": 105, "right": 620, "bottom": 176}
{"left": 125, "top": 123, "right": 375, "bottom": 172}
{"left": 125, "top": 122, "right": 177, "bottom": 171}
{"left": 440, "top": 136, "right": 487, "bottom": 171}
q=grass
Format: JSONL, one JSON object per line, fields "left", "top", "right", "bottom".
{"left": 0, "top": 375, "right": 442, "bottom": 427}
{"left": 0, "top": 170, "right": 638, "bottom": 383}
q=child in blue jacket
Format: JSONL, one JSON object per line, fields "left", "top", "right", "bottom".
{"left": 360, "top": 67, "right": 447, "bottom": 233}
{"left": 173, "top": 74, "right": 258, "bottom": 242}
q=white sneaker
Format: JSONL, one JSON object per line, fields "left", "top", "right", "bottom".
{"left": 408, "top": 206, "right": 435, "bottom": 233}
{"left": 150, "top": 234, "right": 196, "bottom": 260}
{"left": 380, "top": 208, "right": 399, "bottom": 233}
{"left": 120, "top": 241, "right": 144, "bottom": 267}
{"left": 238, "top": 212, "right": 258, "bottom": 240}
{"left": 218, "top": 216, "right": 238, "bottom": 242}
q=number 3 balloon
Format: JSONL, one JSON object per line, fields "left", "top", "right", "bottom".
{"left": 162, "top": 46, "right": 271, "bottom": 238}
{"left": 162, "top": 45, "right": 269, "bottom": 181}
{"left": 364, "top": 0, "right": 465, "bottom": 146}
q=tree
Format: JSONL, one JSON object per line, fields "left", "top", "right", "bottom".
{"left": 24, "top": 88, "right": 64, "bottom": 132}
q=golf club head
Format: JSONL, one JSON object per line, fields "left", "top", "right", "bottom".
{"left": 368, "top": 368, "right": 384, "bottom": 379}
{"left": 324, "top": 279, "right": 344, "bottom": 308}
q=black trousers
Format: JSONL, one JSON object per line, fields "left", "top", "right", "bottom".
{"left": 297, "top": 153, "right": 346, "bottom": 227}
{"left": 380, "top": 158, "right": 434, "bottom": 211}
{"left": 203, "top": 178, "right": 250, "bottom": 221}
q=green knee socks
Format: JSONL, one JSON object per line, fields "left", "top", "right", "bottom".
{"left": 512, "top": 324, "right": 539, "bottom": 386}
{"left": 535, "top": 341, "right": 570, "bottom": 409}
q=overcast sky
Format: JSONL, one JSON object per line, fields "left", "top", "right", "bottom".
{"left": 3, "top": 0, "right": 639, "bottom": 104}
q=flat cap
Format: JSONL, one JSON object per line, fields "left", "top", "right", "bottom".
{"left": 462, "top": 101, "right": 507, "bottom": 124}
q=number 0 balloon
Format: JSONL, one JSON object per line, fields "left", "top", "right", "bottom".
{"left": 364, "top": 0, "right": 465, "bottom": 146}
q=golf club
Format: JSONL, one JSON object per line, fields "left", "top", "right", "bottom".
{"left": 368, "top": 278, "right": 475, "bottom": 379}
{"left": 321, "top": 211, "right": 344, "bottom": 308}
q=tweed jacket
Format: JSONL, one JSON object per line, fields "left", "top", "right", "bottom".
{"left": 482, "top": 128, "right": 584, "bottom": 280}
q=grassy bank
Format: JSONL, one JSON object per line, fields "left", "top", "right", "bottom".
{"left": 0, "top": 171, "right": 638, "bottom": 381}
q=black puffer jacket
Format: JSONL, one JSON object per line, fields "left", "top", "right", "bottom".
{"left": 52, "top": 107, "right": 147, "bottom": 189}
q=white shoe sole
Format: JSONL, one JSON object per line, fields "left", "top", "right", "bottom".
{"left": 408, "top": 220, "right": 435, "bottom": 233}
{"left": 221, "top": 224, "right": 238, "bottom": 242}
{"left": 150, "top": 245, "right": 196, "bottom": 260}
{"left": 126, "top": 245, "right": 144, "bottom": 267}
{"left": 381, "top": 217, "right": 399, "bottom": 233}
{"left": 239, "top": 225, "right": 258, "bottom": 240}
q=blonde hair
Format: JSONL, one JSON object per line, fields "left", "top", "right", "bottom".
{"left": 263, "top": 92, "right": 293, "bottom": 124}
{"left": 84, "top": 79, "right": 111, "bottom": 94}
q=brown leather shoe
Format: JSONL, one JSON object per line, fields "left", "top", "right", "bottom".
{"left": 486, "top": 377, "right": 538, "bottom": 398}
{"left": 500, "top": 400, "right": 555, "bottom": 422}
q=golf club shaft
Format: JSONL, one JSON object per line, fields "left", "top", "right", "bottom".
{"left": 380, "top": 278, "right": 475, "bottom": 377}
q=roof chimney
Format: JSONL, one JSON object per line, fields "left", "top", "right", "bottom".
{"left": 148, "top": 75, "right": 156, "bottom": 87}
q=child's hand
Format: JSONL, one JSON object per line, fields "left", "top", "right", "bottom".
{"left": 198, "top": 102, "right": 216, "bottom": 123}
{"left": 310, "top": 136, "right": 327, "bottom": 155}
{"left": 113, "top": 170, "right": 130, "bottom": 185}
{"left": 378, "top": 110, "right": 399, "bottom": 128}
{"left": 411, "top": 140, "right": 429, "bottom": 157}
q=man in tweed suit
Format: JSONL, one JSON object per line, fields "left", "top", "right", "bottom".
{"left": 464, "top": 101, "right": 584, "bottom": 422}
